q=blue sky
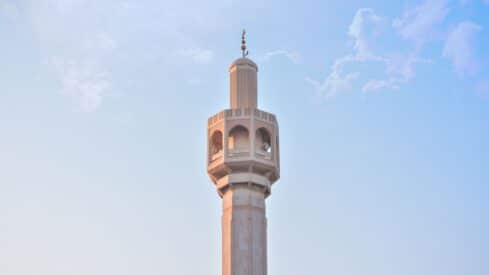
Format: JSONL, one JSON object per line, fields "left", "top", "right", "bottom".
{"left": 1, "top": 0, "right": 488, "bottom": 275}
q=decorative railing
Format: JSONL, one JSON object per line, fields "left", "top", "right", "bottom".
{"left": 210, "top": 147, "right": 274, "bottom": 164}
{"left": 255, "top": 150, "right": 272, "bottom": 160}
{"left": 227, "top": 148, "right": 250, "bottom": 158}
{"left": 208, "top": 108, "right": 277, "bottom": 127}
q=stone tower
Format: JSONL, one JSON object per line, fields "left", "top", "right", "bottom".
{"left": 207, "top": 31, "right": 280, "bottom": 275}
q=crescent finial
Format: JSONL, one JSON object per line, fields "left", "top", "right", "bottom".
{"left": 241, "top": 29, "right": 248, "bottom": 58}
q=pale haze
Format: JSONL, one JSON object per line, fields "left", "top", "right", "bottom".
{"left": 1, "top": 1, "right": 488, "bottom": 275}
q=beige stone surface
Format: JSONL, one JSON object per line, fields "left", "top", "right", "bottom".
{"left": 208, "top": 56, "right": 279, "bottom": 275}
{"left": 229, "top": 58, "right": 258, "bottom": 109}
{"left": 222, "top": 186, "right": 267, "bottom": 275}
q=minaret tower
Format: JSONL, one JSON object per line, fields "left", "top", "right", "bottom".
{"left": 207, "top": 30, "right": 280, "bottom": 275}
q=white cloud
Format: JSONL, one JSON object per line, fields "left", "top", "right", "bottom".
{"left": 50, "top": 57, "right": 111, "bottom": 112}
{"left": 28, "top": 0, "right": 233, "bottom": 112}
{"left": 308, "top": 8, "right": 426, "bottom": 96}
{"left": 48, "top": 31, "right": 116, "bottom": 112}
{"left": 263, "top": 50, "right": 301, "bottom": 64}
{"left": 443, "top": 21, "right": 481, "bottom": 75}
{"left": 348, "top": 8, "right": 383, "bottom": 59}
{"left": 363, "top": 54, "right": 431, "bottom": 92}
{"left": 306, "top": 72, "right": 358, "bottom": 99}
{"left": 306, "top": 9, "right": 388, "bottom": 98}
{"left": 393, "top": 0, "right": 449, "bottom": 47}
{"left": 27, "top": 1, "right": 122, "bottom": 112}
{"left": 363, "top": 78, "right": 401, "bottom": 92}
{"left": 178, "top": 48, "right": 214, "bottom": 64}
{"left": 386, "top": 54, "right": 431, "bottom": 80}
{"left": 46, "top": 31, "right": 116, "bottom": 112}
{"left": 308, "top": 6, "right": 436, "bottom": 97}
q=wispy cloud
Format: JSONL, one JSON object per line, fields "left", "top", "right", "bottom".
{"left": 27, "top": 0, "right": 223, "bottom": 112}
{"left": 307, "top": 0, "right": 477, "bottom": 98}
{"left": 362, "top": 78, "right": 401, "bottom": 92}
{"left": 27, "top": 1, "right": 120, "bottom": 112}
{"left": 392, "top": 0, "right": 449, "bottom": 47}
{"left": 443, "top": 21, "right": 482, "bottom": 75}
{"left": 263, "top": 50, "right": 301, "bottom": 64}
{"left": 306, "top": 72, "right": 358, "bottom": 99}
{"left": 49, "top": 31, "right": 116, "bottom": 112}
{"left": 307, "top": 7, "right": 432, "bottom": 98}
{"left": 306, "top": 8, "right": 387, "bottom": 98}
{"left": 363, "top": 54, "right": 431, "bottom": 93}
{"left": 47, "top": 30, "right": 117, "bottom": 112}
{"left": 50, "top": 57, "right": 111, "bottom": 112}
{"left": 348, "top": 8, "right": 383, "bottom": 59}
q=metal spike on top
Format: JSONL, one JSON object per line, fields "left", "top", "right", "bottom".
{"left": 241, "top": 29, "right": 249, "bottom": 58}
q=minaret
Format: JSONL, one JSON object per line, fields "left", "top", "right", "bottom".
{"left": 207, "top": 30, "right": 280, "bottom": 275}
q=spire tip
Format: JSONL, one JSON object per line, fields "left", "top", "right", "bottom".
{"left": 241, "top": 29, "right": 249, "bottom": 58}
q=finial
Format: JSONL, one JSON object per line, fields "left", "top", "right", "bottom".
{"left": 241, "top": 29, "right": 249, "bottom": 58}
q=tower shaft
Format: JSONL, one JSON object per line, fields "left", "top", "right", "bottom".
{"left": 222, "top": 186, "right": 267, "bottom": 275}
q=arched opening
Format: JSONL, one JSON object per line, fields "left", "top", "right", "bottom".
{"left": 210, "top": 130, "right": 223, "bottom": 155}
{"left": 228, "top": 125, "right": 250, "bottom": 151}
{"left": 255, "top": 127, "right": 272, "bottom": 154}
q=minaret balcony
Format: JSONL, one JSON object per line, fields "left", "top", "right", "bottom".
{"left": 207, "top": 107, "right": 280, "bottom": 187}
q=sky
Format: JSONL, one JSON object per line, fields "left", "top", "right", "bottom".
{"left": 0, "top": 0, "right": 488, "bottom": 274}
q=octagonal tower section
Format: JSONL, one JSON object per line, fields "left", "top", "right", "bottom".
{"left": 207, "top": 107, "right": 280, "bottom": 197}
